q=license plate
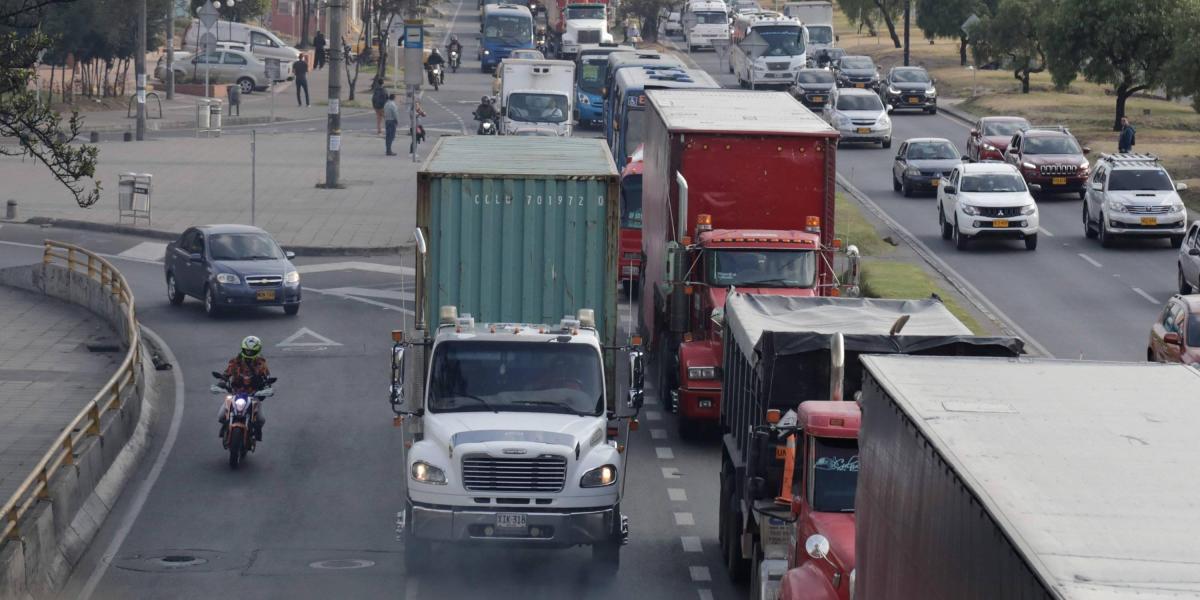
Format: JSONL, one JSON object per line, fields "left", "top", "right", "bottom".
{"left": 1052, "top": 177, "right": 1067, "bottom": 186}
{"left": 256, "top": 290, "right": 276, "bottom": 301}
{"left": 497, "top": 513, "right": 526, "bottom": 528}
{"left": 854, "top": 83, "right": 865, "bottom": 88}
{"left": 907, "top": 97, "right": 919, "bottom": 104}
{"left": 931, "top": 179, "right": 940, "bottom": 186}
{"left": 1141, "top": 216, "right": 1158, "bottom": 225}
{"left": 856, "top": 127, "right": 871, "bottom": 134}
{"left": 993, "top": 219, "right": 1009, "bottom": 228}
{"left": 811, "top": 96, "right": 824, "bottom": 102}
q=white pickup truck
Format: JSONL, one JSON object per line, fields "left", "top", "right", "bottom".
{"left": 498, "top": 58, "right": 576, "bottom": 136}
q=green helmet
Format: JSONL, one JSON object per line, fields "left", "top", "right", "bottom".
{"left": 240, "top": 335, "right": 263, "bottom": 359}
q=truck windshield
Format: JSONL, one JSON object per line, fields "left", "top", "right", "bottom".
{"left": 694, "top": 11, "right": 727, "bottom": 24}
{"left": 623, "top": 108, "right": 646, "bottom": 155}
{"left": 754, "top": 26, "right": 804, "bottom": 56}
{"left": 508, "top": 93, "right": 569, "bottom": 123}
{"left": 428, "top": 341, "right": 604, "bottom": 416}
{"left": 805, "top": 25, "right": 832, "bottom": 45}
{"left": 579, "top": 61, "right": 607, "bottom": 93}
{"left": 620, "top": 175, "right": 642, "bottom": 229}
{"left": 810, "top": 437, "right": 857, "bottom": 513}
{"left": 708, "top": 250, "right": 816, "bottom": 288}
{"left": 485, "top": 15, "right": 533, "bottom": 43}
{"left": 566, "top": 5, "right": 605, "bottom": 19}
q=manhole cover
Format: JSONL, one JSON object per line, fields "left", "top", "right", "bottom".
{"left": 152, "top": 555, "right": 207, "bottom": 568}
{"left": 309, "top": 558, "right": 376, "bottom": 570}
{"left": 114, "top": 549, "right": 242, "bottom": 573}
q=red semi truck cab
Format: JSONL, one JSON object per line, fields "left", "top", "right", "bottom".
{"left": 619, "top": 146, "right": 644, "bottom": 294}
{"left": 637, "top": 89, "right": 849, "bottom": 432}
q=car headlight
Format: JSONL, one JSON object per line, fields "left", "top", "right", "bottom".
{"left": 1022, "top": 162, "right": 1037, "bottom": 170}
{"left": 887, "top": 85, "right": 899, "bottom": 95}
{"left": 216, "top": 273, "right": 240, "bottom": 284}
{"left": 833, "top": 114, "right": 851, "bottom": 127}
{"left": 1170, "top": 203, "right": 1185, "bottom": 213}
{"left": 1106, "top": 200, "right": 1129, "bottom": 213}
{"left": 1079, "top": 160, "right": 1090, "bottom": 168}
{"left": 905, "top": 166, "right": 920, "bottom": 176}
{"left": 877, "top": 115, "right": 890, "bottom": 127}
{"left": 581, "top": 464, "right": 618, "bottom": 487}
{"left": 1020, "top": 204, "right": 1037, "bottom": 215}
{"left": 284, "top": 270, "right": 300, "bottom": 284}
{"left": 483, "top": 49, "right": 490, "bottom": 55}
{"left": 411, "top": 461, "right": 447, "bottom": 485}
{"left": 960, "top": 204, "right": 981, "bottom": 216}
{"left": 982, "top": 143, "right": 997, "bottom": 152}
{"left": 688, "top": 366, "right": 717, "bottom": 379}
{"left": 927, "top": 87, "right": 937, "bottom": 97}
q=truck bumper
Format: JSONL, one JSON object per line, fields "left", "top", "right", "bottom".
{"left": 408, "top": 501, "right": 619, "bottom": 547}
{"left": 678, "top": 387, "right": 720, "bottom": 420}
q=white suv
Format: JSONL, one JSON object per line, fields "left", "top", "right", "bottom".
{"left": 938, "top": 162, "right": 1039, "bottom": 251}
{"left": 1082, "top": 153, "right": 1189, "bottom": 248}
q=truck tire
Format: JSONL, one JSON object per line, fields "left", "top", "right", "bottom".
{"left": 724, "top": 482, "right": 750, "bottom": 583}
{"left": 592, "top": 503, "right": 622, "bottom": 577}
{"left": 655, "top": 335, "right": 678, "bottom": 410}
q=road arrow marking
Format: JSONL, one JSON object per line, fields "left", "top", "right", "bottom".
{"left": 277, "top": 327, "right": 343, "bottom": 347}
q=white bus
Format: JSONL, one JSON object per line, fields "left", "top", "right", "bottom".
{"left": 730, "top": 14, "right": 806, "bottom": 88}
{"left": 682, "top": 0, "right": 730, "bottom": 51}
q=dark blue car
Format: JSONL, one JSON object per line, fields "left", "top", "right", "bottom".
{"left": 164, "top": 224, "right": 302, "bottom": 317}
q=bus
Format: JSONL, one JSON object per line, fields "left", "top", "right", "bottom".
{"left": 575, "top": 43, "right": 635, "bottom": 126}
{"left": 602, "top": 51, "right": 684, "bottom": 145}
{"left": 480, "top": 3, "right": 535, "bottom": 72}
{"left": 730, "top": 13, "right": 806, "bottom": 89}
{"left": 609, "top": 67, "right": 719, "bottom": 168}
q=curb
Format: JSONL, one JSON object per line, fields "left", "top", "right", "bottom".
{"left": 83, "top": 114, "right": 294, "bottom": 135}
{"left": 937, "top": 98, "right": 979, "bottom": 126}
{"left": 21, "top": 217, "right": 410, "bottom": 256}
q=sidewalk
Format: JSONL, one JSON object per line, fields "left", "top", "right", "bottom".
{"left": 0, "top": 285, "right": 120, "bottom": 504}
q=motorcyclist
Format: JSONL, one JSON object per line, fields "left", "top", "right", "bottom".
{"left": 218, "top": 335, "right": 270, "bottom": 441}
{"left": 446, "top": 36, "right": 463, "bottom": 61}
{"left": 473, "top": 96, "right": 498, "bottom": 133}
{"left": 425, "top": 48, "right": 446, "bottom": 83}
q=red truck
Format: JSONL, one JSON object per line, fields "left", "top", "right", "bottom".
{"left": 619, "top": 145, "right": 644, "bottom": 295}
{"left": 638, "top": 88, "right": 848, "bottom": 433}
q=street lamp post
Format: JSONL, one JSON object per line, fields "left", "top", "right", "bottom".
{"left": 136, "top": 0, "right": 147, "bottom": 140}
{"left": 322, "top": 0, "right": 344, "bottom": 188}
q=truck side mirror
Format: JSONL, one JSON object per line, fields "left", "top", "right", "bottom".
{"left": 805, "top": 534, "right": 831, "bottom": 560}
{"left": 189, "top": 252, "right": 203, "bottom": 263}
{"left": 390, "top": 344, "right": 407, "bottom": 410}
{"left": 627, "top": 349, "right": 645, "bottom": 410}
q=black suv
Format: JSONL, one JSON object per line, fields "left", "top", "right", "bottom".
{"left": 789, "top": 68, "right": 836, "bottom": 108}
{"left": 832, "top": 55, "right": 879, "bottom": 90}
{"left": 881, "top": 66, "right": 937, "bottom": 114}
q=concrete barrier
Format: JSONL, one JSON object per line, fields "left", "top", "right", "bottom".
{"left": 0, "top": 245, "right": 160, "bottom": 600}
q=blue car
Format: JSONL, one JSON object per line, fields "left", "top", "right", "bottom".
{"left": 164, "top": 224, "right": 302, "bottom": 317}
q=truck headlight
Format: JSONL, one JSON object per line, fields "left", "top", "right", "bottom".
{"left": 411, "top": 461, "right": 447, "bottom": 485}
{"left": 1106, "top": 200, "right": 1129, "bottom": 213}
{"left": 578, "top": 94, "right": 590, "bottom": 105}
{"left": 1020, "top": 204, "right": 1037, "bottom": 216}
{"left": 960, "top": 204, "right": 981, "bottom": 216}
{"left": 284, "top": 270, "right": 300, "bottom": 284}
{"left": 1170, "top": 203, "right": 1185, "bottom": 213}
{"left": 483, "top": 49, "right": 490, "bottom": 55}
{"left": 216, "top": 273, "right": 241, "bottom": 284}
{"left": 580, "top": 464, "right": 618, "bottom": 487}
{"left": 688, "top": 366, "right": 717, "bottom": 379}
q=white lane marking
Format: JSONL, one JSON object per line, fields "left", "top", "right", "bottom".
{"left": 305, "top": 287, "right": 413, "bottom": 314}
{"left": 1078, "top": 253, "right": 1103, "bottom": 268}
{"left": 423, "top": 94, "right": 468, "bottom": 136}
{"left": 681, "top": 536, "right": 702, "bottom": 552}
{"left": 655, "top": 447, "right": 675, "bottom": 459}
{"left": 78, "top": 325, "right": 184, "bottom": 600}
{"left": 662, "top": 467, "right": 681, "bottom": 479}
{"left": 117, "top": 241, "right": 167, "bottom": 261}
{"left": 1132, "top": 287, "right": 1161, "bottom": 304}
{"left": 1038, "top": 227, "right": 1055, "bottom": 237}
{"left": 277, "top": 326, "right": 343, "bottom": 347}
{"left": 697, "top": 591, "right": 714, "bottom": 600}
{"left": 689, "top": 566, "right": 712, "bottom": 582}
{"left": 650, "top": 428, "right": 668, "bottom": 439}
{"left": 321, "top": 286, "right": 414, "bottom": 301}
{"left": 644, "top": 410, "right": 662, "bottom": 421}
{"left": 296, "top": 261, "right": 414, "bottom": 275}
{"left": 674, "top": 512, "right": 695, "bottom": 526}
{"left": 668, "top": 488, "right": 688, "bottom": 501}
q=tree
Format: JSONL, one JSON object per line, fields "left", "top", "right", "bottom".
{"left": 1043, "top": 0, "right": 1183, "bottom": 130}
{"left": 620, "top": 0, "right": 665, "bottom": 42}
{"left": 915, "top": 0, "right": 978, "bottom": 65}
{"left": 1, "top": 0, "right": 100, "bottom": 207}
{"left": 837, "top": 0, "right": 877, "bottom": 36}
{"left": 968, "top": 0, "right": 1049, "bottom": 93}
{"left": 1164, "top": 3, "right": 1200, "bottom": 113}
{"left": 869, "top": 0, "right": 904, "bottom": 48}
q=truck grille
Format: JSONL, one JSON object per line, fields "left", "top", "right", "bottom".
{"left": 577, "top": 30, "right": 600, "bottom": 43}
{"left": 977, "top": 206, "right": 1025, "bottom": 218}
{"left": 1126, "top": 205, "right": 1171, "bottom": 214}
{"left": 1039, "top": 164, "right": 1077, "bottom": 176}
{"left": 245, "top": 275, "right": 283, "bottom": 287}
{"left": 462, "top": 454, "right": 567, "bottom": 493}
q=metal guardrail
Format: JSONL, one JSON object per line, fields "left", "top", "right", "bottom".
{"left": 1, "top": 241, "right": 141, "bottom": 542}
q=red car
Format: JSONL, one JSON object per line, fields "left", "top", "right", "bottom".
{"left": 967, "top": 116, "right": 1029, "bottom": 162}
{"left": 1148, "top": 294, "right": 1200, "bottom": 364}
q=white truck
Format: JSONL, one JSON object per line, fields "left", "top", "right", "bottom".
{"left": 682, "top": 0, "right": 730, "bottom": 51}
{"left": 497, "top": 58, "right": 576, "bottom": 136}
{"left": 730, "top": 14, "right": 807, "bottom": 88}
{"left": 559, "top": 3, "right": 614, "bottom": 59}
{"left": 782, "top": 1, "right": 834, "bottom": 56}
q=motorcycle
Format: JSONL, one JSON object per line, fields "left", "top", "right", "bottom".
{"left": 211, "top": 372, "right": 276, "bottom": 469}
{"left": 450, "top": 49, "right": 460, "bottom": 72}
{"left": 427, "top": 63, "right": 443, "bottom": 91}
{"left": 473, "top": 109, "right": 498, "bottom": 135}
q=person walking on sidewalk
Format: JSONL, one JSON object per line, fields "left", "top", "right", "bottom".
{"left": 371, "top": 78, "right": 388, "bottom": 135}
{"left": 384, "top": 94, "right": 401, "bottom": 156}
{"left": 1118, "top": 116, "right": 1136, "bottom": 153}
{"left": 313, "top": 31, "right": 327, "bottom": 70}
{"left": 294, "top": 55, "right": 310, "bottom": 106}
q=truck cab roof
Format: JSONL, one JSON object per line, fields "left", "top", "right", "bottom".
{"left": 797, "top": 400, "right": 860, "bottom": 438}
{"left": 698, "top": 228, "right": 820, "bottom": 248}
{"left": 435, "top": 321, "right": 603, "bottom": 347}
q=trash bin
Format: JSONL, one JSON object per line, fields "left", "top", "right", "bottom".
{"left": 197, "top": 98, "right": 212, "bottom": 130}
{"left": 209, "top": 99, "right": 223, "bottom": 131}
{"left": 117, "top": 172, "right": 152, "bottom": 225}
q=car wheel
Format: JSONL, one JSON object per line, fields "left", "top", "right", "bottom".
{"left": 204, "top": 285, "right": 221, "bottom": 317}
{"left": 237, "top": 77, "right": 254, "bottom": 95}
{"left": 728, "top": 61, "right": 734, "bottom": 74}
{"left": 901, "top": 178, "right": 912, "bottom": 197}
{"left": 284, "top": 303, "right": 300, "bottom": 316}
{"left": 1078, "top": 189, "right": 1087, "bottom": 200}
{"left": 1024, "top": 233, "right": 1038, "bottom": 251}
{"left": 926, "top": 107, "right": 938, "bottom": 115}
{"left": 892, "top": 174, "right": 902, "bottom": 192}
{"left": 1099, "top": 214, "right": 1114, "bottom": 248}
{"left": 1083, "top": 203, "right": 1097, "bottom": 239}
{"left": 1170, "top": 234, "right": 1185, "bottom": 249}
{"left": 1148, "top": 348, "right": 1156, "bottom": 362}
{"left": 939, "top": 206, "right": 953, "bottom": 240}
{"left": 954, "top": 216, "right": 968, "bottom": 250}
{"left": 1179, "top": 264, "right": 1193, "bottom": 295}
{"left": 881, "top": 138, "right": 892, "bottom": 149}
{"left": 166, "top": 272, "right": 185, "bottom": 305}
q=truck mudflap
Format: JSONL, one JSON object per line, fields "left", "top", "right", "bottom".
{"left": 408, "top": 501, "right": 620, "bottom": 547}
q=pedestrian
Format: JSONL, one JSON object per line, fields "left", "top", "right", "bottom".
{"left": 313, "top": 31, "right": 327, "bottom": 70}
{"left": 371, "top": 77, "right": 388, "bottom": 135}
{"left": 294, "top": 55, "right": 310, "bottom": 106}
{"left": 410, "top": 101, "right": 427, "bottom": 154}
{"left": 384, "top": 93, "right": 400, "bottom": 156}
{"left": 1118, "top": 116, "right": 1136, "bottom": 154}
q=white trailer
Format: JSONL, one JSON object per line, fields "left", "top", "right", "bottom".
{"left": 782, "top": 1, "right": 834, "bottom": 53}
{"left": 498, "top": 58, "right": 576, "bottom": 136}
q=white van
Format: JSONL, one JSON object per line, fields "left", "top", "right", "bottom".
{"left": 682, "top": 0, "right": 730, "bottom": 51}
{"left": 182, "top": 20, "right": 299, "bottom": 78}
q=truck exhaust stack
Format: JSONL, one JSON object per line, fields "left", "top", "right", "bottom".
{"left": 829, "top": 332, "right": 844, "bottom": 402}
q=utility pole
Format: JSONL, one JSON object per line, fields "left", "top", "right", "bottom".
{"left": 136, "top": 0, "right": 147, "bottom": 140}
{"left": 323, "top": 0, "right": 343, "bottom": 188}
{"left": 166, "top": 0, "right": 175, "bottom": 100}
{"left": 902, "top": 0, "right": 910, "bottom": 66}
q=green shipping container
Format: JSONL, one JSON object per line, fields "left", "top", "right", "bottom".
{"left": 417, "top": 136, "right": 621, "bottom": 350}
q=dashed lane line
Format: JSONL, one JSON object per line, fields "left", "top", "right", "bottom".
{"left": 674, "top": 512, "right": 695, "bottom": 526}
{"left": 662, "top": 467, "right": 682, "bottom": 479}
{"left": 698, "top": 590, "right": 714, "bottom": 600}
{"left": 650, "top": 428, "right": 668, "bottom": 439}
{"left": 668, "top": 488, "right": 688, "bottom": 501}
{"left": 1078, "top": 253, "right": 1103, "bottom": 268}
{"left": 1038, "top": 227, "right": 1055, "bottom": 237}
{"left": 689, "top": 566, "right": 712, "bottom": 582}
{"left": 681, "top": 536, "right": 702, "bottom": 552}
{"left": 656, "top": 447, "right": 675, "bottom": 459}
{"left": 1132, "top": 287, "right": 1161, "bottom": 304}
{"left": 644, "top": 410, "right": 663, "bottom": 421}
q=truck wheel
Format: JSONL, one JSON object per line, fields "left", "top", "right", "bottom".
{"left": 718, "top": 467, "right": 730, "bottom": 556}
{"left": 592, "top": 540, "right": 620, "bottom": 576}
{"left": 678, "top": 415, "right": 697, "bottom": 439}
{"left": 954, "top": 217, "right": 969, "bottom": 251}
{"left": 724, "top": 483, "right": 750, "bottom": 583}
{"left": 749, "top": 543, "right": 764, "bottom": 600}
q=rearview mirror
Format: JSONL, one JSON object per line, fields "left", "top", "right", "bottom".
{"left": 805, "top": 534, "right": 831, "bottom": 560}
{"left": 284, "top": 250, "right": 296, "bottom": 259}
{"left": 1029, "top": 184, "right": 1042, "bottom": 192}
{"left": 1091, "top": 182, "right": 1103, "bottom": 191}
{"left": 1165, "top": 332, "right": 1182, "bottom": 346}
{"left": 943, "top": 185, "right": 957, "bottom": 195}
{"left": 969, "top": 128, "right": 978, "bottom": 136}
{"left": 1189, "top": 248, "right": 1200, "bottom": 256}
{"left": 189, "top": 253, "right": 203, "bottom": 263}
{"left": 390, "top": 345, "right": 407, "bottom": 409}
{"left": 627, "top": 348, "right": 645, "bottom": 410}
{"left": 1082, "top": 146, "right": 1091, "bottom": 155}
{"left": 886, "top": 105, "right": 894, "bottom": 113}
{"left": 961, "top": 155, "right": 970, "bottom": 161}
{"left": 1178, "top": 182, "right": 1189, "bottom": 191}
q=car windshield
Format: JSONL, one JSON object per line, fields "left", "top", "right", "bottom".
{"left": 508, "top": 93, "right": 569, "bottom": 123}
{"left": 1024, "top": 136, "right": 1081, "bottom": 155}
{"left": 565, "top": 5, "right": 604, "bottom": 19}
{"left": 796, "top": 70, "right": 834, "bottom": 84}
{"left": 1108, "top": 169, "right": 1175, "bottom": 191}
{"left": 907, "top": 141, "right": 958, "bottom": 160}
{"left": 983, "top": 120, "right": 1028, "bottom": 137}
{"left": 960, "top": 173, "right": 1026, "bottom": 193}
{"left": 484, "top": 15, "right": 533, "bottom": 42}
{"left": 621, "top": 175, "right": 642, "bottom": 229}
{"left": 892, "top": 69, "right": 929, "bottom": 83}
{"left": 836, "top": 94, "right": 882, "bottom": 111}
{"left": 752, "top": 26, "right": 804, "bottom": 56}
{"left": 840, "top": 56, "right": 873, "bottom": 69}
{"left": 694, "top": 11, "right": 727, "bottom": 23}
{"left": 669, "top": 12, "right": 680, "bottom": 21}
{"left": 578, "top": 61, "right": 607, "bottom": 93}
{"left": 428, "top": 341, "right": 603, "bottom": 416}
{"left": 624, "top": 108, "right": 646, "bottom": 155}
{"left": 805, "top": 25, "right": 833, "bottom": 44}
{"left": 810, "top": 437, "right": 858, "bottom": 513}
{"left": 208, "top": 233, "right": 283, "bottom": 261}
{"left": 708, "top": 249, "right": 816, "bottom": 287}
{"left": 1188, "top": 314, "right": 1200, "bottom": 348}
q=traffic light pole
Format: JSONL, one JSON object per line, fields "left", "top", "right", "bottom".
{"left": 903, "top": 0, "right": 911, "bottom": 66}
{"left": 323, "top": 1, "right": 344, "bottom": 188}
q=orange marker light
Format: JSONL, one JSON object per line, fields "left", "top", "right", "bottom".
{"left": 766, "top": 409, "right": 782, "bottom": 424}
{"left": 830, "top": 418, "right": 845, "bottom": 426}
{"left": 832, "top": 238, "right": 843, "bottom": 249}
{"left": 631, "top": 335, "right": 643, "bottom": 346}
{"left": 391, "top": 330, "right": 404, "bottom": 342}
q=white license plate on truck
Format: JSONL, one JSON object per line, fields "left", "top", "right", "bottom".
{"left": 497, "top": 513, "right": 527, "bottom": 528}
